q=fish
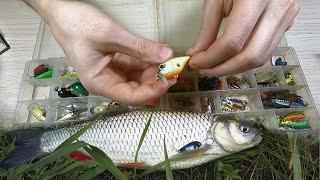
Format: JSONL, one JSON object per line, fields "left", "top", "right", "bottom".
{"left": 158, "top": 56, "right": 190, "bottom": 81}
{"left": 1, "top": 111, "right": 262, "bottom": 170}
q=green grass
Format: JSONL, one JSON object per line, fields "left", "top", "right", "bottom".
{"left": 0, "top": 119, "right": 319, "bottom": 179}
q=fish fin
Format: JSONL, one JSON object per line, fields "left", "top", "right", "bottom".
{"left": 118, "top": 162, "right": 150, "bottom": 169}
{"left": 0, "top": 130, "right": 47, "bottom": 169}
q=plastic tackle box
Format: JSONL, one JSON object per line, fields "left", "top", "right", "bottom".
{"left": 12, "top": 0, "right": 320, "bottom": 137}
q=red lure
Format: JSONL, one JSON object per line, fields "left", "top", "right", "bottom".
{"left": 69, "top": 151, "right": 93, "bottom": 162}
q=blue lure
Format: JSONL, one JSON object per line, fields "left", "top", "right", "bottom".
{"left": 275, "top": 58, "right": 287, "bottom": 66}
{"left": 178, "top": 141, "right": 202, "bottom": 153}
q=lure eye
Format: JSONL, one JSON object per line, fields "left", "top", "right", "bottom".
{"left": 240, "top": 125, "right": 250, "bottom": 133}
{"left": 176, "top": 63, "right": 180, "bottom": 67}
{"left": 159, "top": 64, "right": 166, "bottom": 69}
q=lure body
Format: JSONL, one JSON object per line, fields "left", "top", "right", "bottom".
{"left": 178, "top": 141, "right": 202, "bottom": 153}
{"left": 35, "top": 70, "right": 53, "bottom": 79}
{"left": 32, "top": 107, "right": 46, "bottom": 121}
{"left": 158, "top": 56, "right": 190, "bottom": 80}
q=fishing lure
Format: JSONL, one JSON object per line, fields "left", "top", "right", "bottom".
{"left": 33, "top": 65, "right": 51, "bottom": 77}
{"left": 62, "top": 66, "right": 79, "bottom": 78}
{"left": 27, "top": 103, "right": 46, "bottom": 121}
{"left": 285, "top": 73, "right": 294, "bottom": 86}
{"left": 227, "top": 75, "right": 250, "bottom": 89}
{"left": 273, "top": 57, "right": 287, "bottom": 66}
{"left": 178, "top": 141, "right": 202, "bottom": 153}
{"left": 68, "top": 82, "right": 89, "bottom": 96}
{"left": 65, "top": 102, "right": 88, "bottom": 112}
{"left": 198, "top": 77, "right": 221, "bottom": 91}
{"left": 256, "top": 71, "right": 278, "bottom": 86}
{"left": 283, "top": 112, "right": 305, "bottom": 122}
{"left": 55, "top": 87, "right": 78, "bottom": 98}
{"left": 158, "top": 56, "right": 190, "bottom": 81}
{"left": 35, "top": 70, "right": 53, "bottom": 79}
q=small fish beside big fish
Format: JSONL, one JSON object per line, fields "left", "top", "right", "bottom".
{"left": 1, "top": 110, "right": 262, "bottom": 169}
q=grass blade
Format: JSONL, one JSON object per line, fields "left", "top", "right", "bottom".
{"left": 84, "top": 145, "right": 127, "bottom": 180}
{"left": 78, "top": 166, "right": 106, "bottom": 180}
{"left": 163, "top": 138, "right": 174, "bottom": 180}
{"left": 26, "top": 141, "right": 88, "bottom": 172}
{"left": 142, "top": 150, "right": 199, "bottom": 176}
{"left": 58, "top": 120, "right": 96, "bottom": 149}
{"left": 133, "top": 114, "right": 153, "bottom": 178}
{"left": 288, "top": 133, "right": 302, "bottom": 180}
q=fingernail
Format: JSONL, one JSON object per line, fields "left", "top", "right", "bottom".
{"left": 158, "top": 47, "right": 172, "bottom": 61}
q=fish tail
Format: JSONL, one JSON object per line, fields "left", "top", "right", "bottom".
{"left": 0, "top": 129, "right": 47, "bottom": 169}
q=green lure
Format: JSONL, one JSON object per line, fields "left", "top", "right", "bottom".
{"left": 35, "top": 70, "right": 53, "bottom": 79}
{"left": 68, "top": 82, "right": 89, "bottom": 96}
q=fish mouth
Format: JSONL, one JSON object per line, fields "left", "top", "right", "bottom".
{"left": 251, "top": 133, "right": 263, "bottom": 145}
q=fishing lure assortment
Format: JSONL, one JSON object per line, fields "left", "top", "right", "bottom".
{"left": 261, "top": 90, "right": 307, "bottom": 109}
{"left": 279, "top": 112, "right": 310, "bottom": 130}
{"left": 14, "top": 52, "right": 319, "bottom": 135}
{"left": 55, "top": 82, "right": 89, "bottom": 98}
{"left": 169, "top": 96, "right": 195, "bottom": 111}
{"left": 62, "top": 66, "right": 79, "bottom": 79}
{"left": 198, "top": 77, "right": 221, "bottom": 91}
{"left": 226, "top": 75, "right": 250, "bottom": 89}
{"left": 255, "top": 71, "right": 278, "bottom": 87}
{"left": 33, "top": 64, "right": 53, "bottom": 79}
{"left": 200, "top": 97, "right": 215, "bottom": 113}
{"left": 221, "top": 97, "right": 249, "bottom": 112}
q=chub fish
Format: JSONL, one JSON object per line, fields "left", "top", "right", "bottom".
{"left": 1, "top": 111, "right": 262, "bottom": 169}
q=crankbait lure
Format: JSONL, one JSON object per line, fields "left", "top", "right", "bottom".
{"left": 256, "top": 71, "right": 278, "bottom": 86}
{"left": 158, "top": 56, "right": 190, "bottom": 81}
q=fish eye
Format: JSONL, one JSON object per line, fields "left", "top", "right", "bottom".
{"left": 176, "top": 63, "right": 180, "bottom": 67}
{"left": 240, "top": 125, "right": 250, "bottom": 133}
{"left": 159, "top": 64, "right": 166, "bottom": 69}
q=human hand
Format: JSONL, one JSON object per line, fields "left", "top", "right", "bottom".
{"left": 42, "top": 1, "right": 175, "bottom": 105}
{"left": 187, "top": 0, "right": 299, "bottom": 76}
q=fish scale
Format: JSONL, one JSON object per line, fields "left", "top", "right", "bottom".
{"left": 38, "top": 110, "right": 262, "bottom": 169}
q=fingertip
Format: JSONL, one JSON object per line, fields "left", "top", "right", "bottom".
{"left": 158, "top": 46, "right": 173, "bottom": 62}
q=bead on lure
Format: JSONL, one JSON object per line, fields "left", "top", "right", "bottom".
{"left": 178, "top": 141, "right": 202, "bottom": 153}
{"left": 158, "top": 56, "right": 190, "bottom": 82}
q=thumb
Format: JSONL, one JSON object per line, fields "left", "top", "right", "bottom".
{"left": 112, "top": 28, "right": 173, "bottom": 64}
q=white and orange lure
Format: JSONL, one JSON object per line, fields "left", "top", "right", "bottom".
{"left": 158, "top": 56, "right": 190, "bottom": 81}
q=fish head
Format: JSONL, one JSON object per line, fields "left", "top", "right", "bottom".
{"left": 158, "top": 56, "right": 190, "bottom": 80}
{"left": 211, "top": 119, "right": 262, "bottom": 153}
